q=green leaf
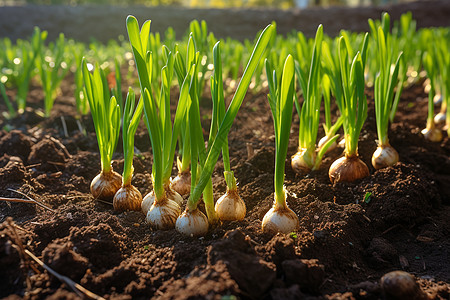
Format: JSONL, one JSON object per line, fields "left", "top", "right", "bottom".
{"left": 189, "top": 24, "right": 274, "bottom": 205}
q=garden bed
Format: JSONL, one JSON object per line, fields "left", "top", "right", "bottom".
{"left": 0, "top": 69, "right": 449, "bottom": 298}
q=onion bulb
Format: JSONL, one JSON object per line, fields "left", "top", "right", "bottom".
{"left": 291, "top": 147, "right": 315, "bottom": 174}
{"left": 113, "top": 184, "right": 142, "bottom": 212}
{"left": 90, "top": 169, "right": 122, "bottom": 201}
{"left": 175, "top": 208, "right": 209, "bottom": 236}
{"left": 421, "top": 126, "right": 443, "bottom": 142}
{"left": 329, "top": 155, "right": 369, "bottom": 184}
{"left": 434, "top": 111, "right": 446, "bottom": 125}
{"left": 371, "top": 144, "right": 399, "bottom": 170}
{"left": 318, "top": 135, "right": 337, "bottom": 153}
{"left": 215, "top": 189, "right": 246, "bottom": 221}
{"left": 262, "top": 203, "right": 299, "bottom": 234}
{"left": 141, "top": 186, "right": 183, "bottom": 215}
{"left": 433, "top": 94, "right": 442, "bottom": 104}
{"left": 146, "top": 198, "right": 181, "bottom": 230}
{"left": 170, "top": 171, "right": 191, "bottom": 196}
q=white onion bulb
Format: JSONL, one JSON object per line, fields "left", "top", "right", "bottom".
{"left": 142, "top": 187, "right": 183, "bottom": 215}
{"left": 90, "top": 169, "right": 122, "bottom": 201}
{"left": 371, "top": 144, "right": 399, "bottom": 170}
{"left": 291, "top": 148, "right": 315, "bottom": 174}
{"left": 262, "top": 205, "right": 299, "bottom": 234}
{"left": 318, "top": 135, "right": 337, "bottom": 153}
{"left": 175, "top": 209, "right": 209, "bottom": 236}
{"left": 146, "top": 199, "right": 181, "bottom": 230}
{"left": 434, "top": 111, "right": 446, "bottom": 125}
{"left": 113, "top": 184, "right": 142, "bottom": 212}
{"left": 421, "top": 127, "right": 443, "bottom": 142}
{"left": 170, "top": 171, "right": 191, "bottom": 196}
{"left": 215, "top": 190, "right": 246, "bottom": 221}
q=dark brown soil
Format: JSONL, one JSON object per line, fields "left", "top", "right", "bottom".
{"left": 1, "top": 5, "right": 450, "bottom": 297}
{"left": 1, "top": 68, "right": 449, "bottom": 299}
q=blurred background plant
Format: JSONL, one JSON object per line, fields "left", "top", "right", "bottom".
{"left": 0, "top": 0, "right": 424, "bottom": 9}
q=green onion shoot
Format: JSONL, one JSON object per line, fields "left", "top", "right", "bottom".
{"left": 318, "top": 74, "right": 343, "bottom": 153}
{"left": 291, "top": 25, "right": 338, "bottom": 173}
{"left": 320, "top": 40, "right": 347, "bottom": 154}
{"left": 37, "top": 33, "right": 69, "bottom": 117}
{"left": 262, "top": 54, "right": 299, "bottom": 234}
{"left": 82, "top": 59, "right": 122, "bottom": 201}
{"left": 175, "top": 24, "right": 274, "bottom": 236}
{"left": 211, "top": 42, "right": 246, "bottom": 222}
{"left": 328, "top": 36, "right": 370, "bottom": 184}
{"left": 176, "top": 58, "right": 212, "bottom": 236}
{"left": 421, "top": 51, "right": 443, "bottom": 142}
{"left": 170, "top": 43, "right": 194, "bottom": 197}
{"left": 177, "top": 34, "right": 219, "bottom": 228}
{"left": 126, "top": 16, "right": 187, "bottom": 229}
{"left": 369, "top": 13, "right": 403, "bottom": 169}
{"left": 113, "top": 88, "right": 144, "bottom": 212}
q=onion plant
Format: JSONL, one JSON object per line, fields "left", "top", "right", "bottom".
{"left": 185, "top": 48, "right": 219, "bottom": 230}
{"left": 0, "top": 81, "right": 15, "bottom": 118}
{"left": 127, "top": 16, "right": 189, "bottom": 229}
{"left": 110, "top": 58, "right": 124, "bottom": 115}
{"left": 369, "top": 13, "right": 404, "bottom": 169}
{"left": 175, "top": 23, "right": 274, "bottom": 236}
{"left": 113, "top": 88, "right": 144, "bottom": 212}
{"left": 82, "top": 59, "right": 122, "bottom": 201}
{"left": 211, "top": 42, "right": 246, "bottom": 222}
{"left": 438, "top": 36, "right": 450, "bottom": 136}
{"left": 394, "top": 13, "right": 420, "bottom": 86}
{"left": 189, "top": 19, "right": 210, "bottom": 96}
{"left": 2, "top": 27, "right": 44, "bottom": 115}
{"left": 318, "top": 73, "right": 343, "bottom": 152}
{"left": 390, "top": 12, "right": 415, "bottom": 121}
{"left": 170, "top": 43, "right": 194, "bottom": 197}
{"left": 432, "top": 29, "right": 450, "bottom": 128}
{"left": 329, "top": 35, "right": 369, "bottom": 184}
{"left": 262, "top": 55, "right": 299, "bottom": 234}
{"left": 173, "top": 34, "right": 219, "bottom": 226}
{"left": 421, "top": 51, "right": 443, "bottom": 142}
{"left": 37, "top": 33, "right": 70, "bottom": 117}
{"left": 291, "top": 25, "right": 338, "bottom": 173}
{"left": 321, "top": 39, "right": 346, "bottom": 151}
{"left": 72, "top": 42, "right": 89, "bottom": 118}
{"left": 221, "top": 37, "right": 244, "bottom": 83}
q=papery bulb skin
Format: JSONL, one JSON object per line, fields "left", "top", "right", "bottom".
{"left": 262, "top": 205, "right": 299, "bottom": 234}
{"left": 141, "top": 190, "right": 156, "bottom": 215}
{"left": 329, "top": 155, "right": 369, "bottom": 184}
{"left": 215, "top": 190, "right": 246, "bottom": 221}
{"left": 421, "top": 127, "right": 443, "bottom": 142}
{"left": 434, "top": 112, "right": 446, "bottom": 125}
{"left": 291, "top": 148, "right": 315, "bottom": 174}
{"left": 433, "top": 94, "right": 442, "bottom": 104}
{"left": 175, "top": 208, "right": 209, "bottom": 236}
{"left": 318, "top": 136, "right": 337, "bottom": 153}
{"left": 171, "top": 171, "right": 191, "bottom": 196}
{"left": 146, "top": 198, "right": 181, "bottom": 230}
{"left": 338, "top": 138, "right": 346, "bottom": 148}
{"left": 142, "top": 187, "right": 183, "bottom": 215}
{"left": 90, "top": 170, "right": 122, "bottom": 201}
{"left": 166, "top": 186, "right": 183, "bottom": 206}
{"left": 113, "top": 184, "right": 142, "bottom": 212}
{"left": 371, "top": 144, "right": 399, "bottom": 170}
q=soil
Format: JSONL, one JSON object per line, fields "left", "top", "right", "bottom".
{"left": 1, "top": 4, "right": 450, "bottom": 299}
{"left": 1, "top": 66, "right": 449, "bottom": 300}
